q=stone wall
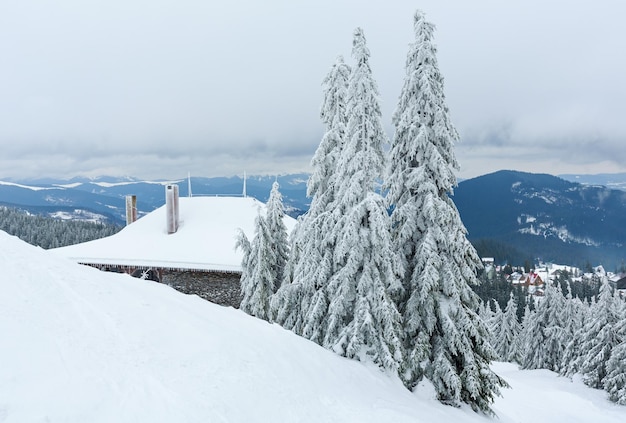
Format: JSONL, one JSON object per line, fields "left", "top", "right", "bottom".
{"left": 161, "top": 270, "right": 242, "bottom": 308}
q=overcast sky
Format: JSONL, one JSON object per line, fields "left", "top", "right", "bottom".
{"left": 1, "top": 1, "right": 624, "bottom": 181}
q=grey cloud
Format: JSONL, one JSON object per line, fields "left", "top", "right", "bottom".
{"left": 1, "top": 0, "right": 625, "bottom": 180}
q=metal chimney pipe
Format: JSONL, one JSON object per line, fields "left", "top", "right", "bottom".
{"left": 165, "top": 185, "right": 179, "bottom": 234}
{"left": 125, "top": 195, "right": 137, "bottom": 226}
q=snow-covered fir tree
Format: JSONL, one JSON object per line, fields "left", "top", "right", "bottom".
{"left": 323, "top": 194, "right": 404, "bottom": 370}
{"left": 560, "top": 296, "right": 591, "bottom": 378}
{"left": 271, "top": 55, "right": 351, "bottom": 335}
{"left": 478, "top": 299, "right": 495, "bottom": 324}
{"left": 578, "top": 277, "right": 621, "bottom": 389}
{"left": 486, "top": 299, "right": 502, "bottom": 347}
{"left": 605, "top": 343, "right": 626, "bottom": 404}
{"left": 480, "top": 300, "right": 496, "bottom": 358}
{"left": 492, "top": 293, "right": 521, "bottom": 364}
{"left": 236, "top": 213, "right": 275, "bottom": 321}
{"left": 542, "top": 282, "right": 567, "bottom": 372}
{"left": 556, "top": 284, "right": 584, "bottom": 375}
{"left": 384, "top": 10, "right": 505, "bottom": 413}
{"left": 604, "top": 299, "right": 626, "bottom": 404}
{"left": 478, "top": 299, "right": 495, "bottom": 347}
{"left": 518, "top": 304, "right": 534, "bottom": 363}
{"left": 319, "top": 27, "right": 403, "bottom": 371}
{"left": 239, "top": 182, "right": 290, "bottom": 321}
{"left": 265, "top": 181, "right": 290, "bottom": 293}
{"left": 520, "top": 282, "right": 565, "bottom": 371}
{"left": 308, "top": 55, "right": 351, "bottom": 217}
{"left": 273, "top": 29, "right": 404, "bottom": 372}
{"left": 236, "top": 228, "right": 254, "bottom": 311}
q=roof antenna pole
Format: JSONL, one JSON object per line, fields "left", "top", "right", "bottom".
{"left": 188, "top": 171, "right": 192, "bottom": 198}
{"left": 243, "top": 170, "right": 247, "bottom": 198}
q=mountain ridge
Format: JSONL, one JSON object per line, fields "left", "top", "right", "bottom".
{"left": 1, "top": 170, "right": 624, "bottom": 268}
{"left": 452, "top": 170, "right": 626, "bottom": 268}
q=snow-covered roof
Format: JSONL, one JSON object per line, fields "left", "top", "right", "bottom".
{"left": 52, "top": 196, "right": 297, "bottom": 272}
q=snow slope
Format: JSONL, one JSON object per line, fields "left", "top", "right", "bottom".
{"left": 1, "top": 231, "right": 624, "bottom": 422}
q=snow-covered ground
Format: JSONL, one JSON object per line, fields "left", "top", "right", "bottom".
{"left": 1, "top": 230, "right": 624, "bottom": 422}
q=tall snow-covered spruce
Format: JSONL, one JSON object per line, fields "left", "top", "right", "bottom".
{"left": 385, "top": 10, "right": 505, "bottom": 413}
{"left": 308, "top": 55, "right": 351, "bottom": 218}
{"left": 274, "top": 29, "right": 404, "bottom": 372}
{"left": 271, "top": 56, "right": 351, "bottom": 336}
{"left": 321, "top": 27, "right": 403, "bottom": 371}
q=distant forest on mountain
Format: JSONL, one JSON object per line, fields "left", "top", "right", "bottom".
{"left": 0, "top": 207, "right": 121, "bottom": 249}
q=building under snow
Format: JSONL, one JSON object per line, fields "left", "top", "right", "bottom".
{"left": 52, "top": 189, "right": 297, "bottom": 306}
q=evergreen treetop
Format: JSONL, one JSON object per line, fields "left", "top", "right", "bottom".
{"left": 385, "top": 10, "right": 506, "bottom": 414}
{"left": 271, "top": 55, "right": 352, "bottom": 333}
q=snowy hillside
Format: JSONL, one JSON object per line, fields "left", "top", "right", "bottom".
{"left": 1, "top": 231, "right": 624, "bottom": 422}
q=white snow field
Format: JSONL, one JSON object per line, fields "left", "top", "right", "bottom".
{"left": 1, "top": 230, "right": 624, "bottom": 422}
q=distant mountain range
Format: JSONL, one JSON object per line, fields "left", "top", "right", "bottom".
{"left": 559, "top": 173, "right": 626, "bottom": 191}
{"left": 0, "top": 175, "right": 310, "bottom": 225}
{"left": 1, "top": 170, "right": 624, "bottom": 268}
{"left": 453, "top": 170, "right": 626, "bottom": 269}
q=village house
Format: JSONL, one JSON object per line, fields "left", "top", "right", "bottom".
{"left": 614, "top": 275, "right": 626, "bottom": 298}
{"left": 509, "top": 270, "right": 546, "bottom": 297}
